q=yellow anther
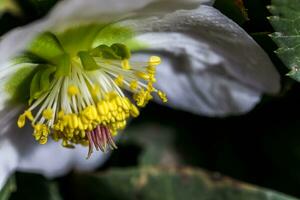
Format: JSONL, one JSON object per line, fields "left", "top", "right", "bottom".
{"left": 130, "top": 80, "right": 138, "bottom": 90}
{"left": 17, "top": 114, "right": 26, "bottom": 128}
{"left": 109, "top": 101, "right": 118, "bottom": 111}
{"left": 17, "top": 110, "right": 34, "bottom": 128}
{"left": 158, "top": 90, "right": 168, "bottom": 103}
{"left": 24, "top": 110, "right": 34, "bottom": 121}
{"left": 105, "top": 92, "right": 117, "bottom": 100}
{"left": 91, "top": 85, "right": 100, "bottom": 98}
{"left": 33, "top": 124, "right": 49, "bottom": 144}
{"left": 43, "top": 108, "right": 53, "bottom": 120}
{"left": 82, "top": 106, "right": 98, "bottom": 121}
{"left": 120, "top": 101, "right": 129, "bottom": 111}
{"left": 114, "top": 75, "right": 124, "bottom": 87}
{"left": 39, "top": 136, "right": 48, "bottom": 145}
{"left": 149, "top": 56, "right": 161, "bottom": 66}
{"left": 123, "top": 99, "right": 131, "bottom": 110}
{"left": 130, "top": 105, "right": 139, "bottom": 117}
{"left": 147, "top": 65, "right": 156, "bottom": 74}
{"left": 121, "top": 59, "right": 131, "bottom": 70}
{"left": 148, "top": 75, "right": 156, "bottom": 82}
{"left": 134, "top": 89, "right": 153, "bottom": 107}
{"left": 68, "top": 85, "right": 79, "bottom": 96}
{"left": 135, "top": 72, "right": 150, "bottom": 80}
{"left": 90, "top": 106, "right": 98, "bottom": 119}
{"left": 115, "top": 96, "right": 123, "bottom": 107}
{"left": 71, "top": 114, "right": 79, "bottom": 128}
{"left": 58, "top": 110, "right": 65, "bottom": 119}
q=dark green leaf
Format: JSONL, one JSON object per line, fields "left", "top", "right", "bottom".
{"left": 270, "top": 33, "right": 300, "bottom": 48}
{"left": 271, "top": 0, "right": 300, "bottom": 11}
{"left": 71, "top": 167, "right": 298, "bottom": 200}
{"left": 120, "top": 124, "right": 180, "bottom": 166}
{"left": 269, "top": 0, "right": 300, "bottom": 81}
{"left": 268, "top": 5, "right": 300, "bottom": 20}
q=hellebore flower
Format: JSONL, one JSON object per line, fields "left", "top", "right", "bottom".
{"left": 0, "top": 0, "right": 280, "bottom": 189}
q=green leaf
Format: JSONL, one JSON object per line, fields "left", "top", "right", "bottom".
{"left": 271, "top": 0, "right": 300, "bottom": 11}
{"left": 0, "top": 176, "right": 16, "bottom": 200}
{"left": 120, "top": 124, "right": 179, "bottom": 166}
{"left": 78, "top": 51, "right": 100, "bottom": 71}
{"left": 71, "top": 167, "right": 298, "bottom": 200}
{"left": 269, "top": 0, "right": 300, "bottom": 81}
{"left": 27, "top": 32, "right": 65, "bottom": 62}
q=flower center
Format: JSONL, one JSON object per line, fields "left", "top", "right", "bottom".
{"left": 16, "top": 32, "right": 167, "bottom": 158}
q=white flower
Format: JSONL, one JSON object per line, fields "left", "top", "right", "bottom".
{"left": 0, "top": 0, "right": 280, "bottom": 190}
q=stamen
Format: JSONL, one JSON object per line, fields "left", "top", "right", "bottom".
{"left": 16, "top": 36, "right": 167, "bottom": 158}
{"left": 42, "top": 108, "right": 53, "bottom": 120}
{"left": 121, "top": 59, "right": 131, "bottom": 70}
{"left": 68, "top": 85, "right": 79, "bottom": 96}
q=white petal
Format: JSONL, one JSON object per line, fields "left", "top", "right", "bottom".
{"left": 0, "top": 0, "right": 212, "bottom": 65}
{"left": 123, "top": 5, "right": 280, "bottom": 116}
{"left": 157, "top": 54, "right": 261, "bottom": 115}
{"left": 17, "top": 142, "right": 108, "bottom": 177}
{"left": 0, "top": 107, "right": 21, "bottom": 136}
{"left": 45, "top": 0, "right": 214, "bottom": 25}
{"left": 16, "top": 129, "right": 109, "bottom": 177}
{"left": 0, "top": 138, "right": 18, "bottom": 189}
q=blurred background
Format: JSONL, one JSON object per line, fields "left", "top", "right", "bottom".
{"left": 1, "top": 0, "right": 300, "bottom": 199}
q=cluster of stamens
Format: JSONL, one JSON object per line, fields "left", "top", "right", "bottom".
{"left": 17, "top": 48, "right": 167, "bottom": 158}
